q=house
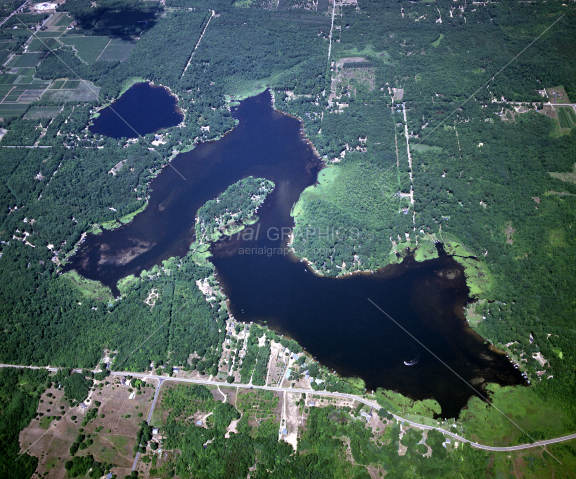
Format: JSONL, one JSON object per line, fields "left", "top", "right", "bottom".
{"left": 152, "top": 428, "right": 159, "bottom": 435}
{"left": 360, "top": 411, "right": 372, "bottom": 422}
{"left": 196, "top": 420, "right": 203, "bottom": 426}
{"left": 129, "top": 392, "right": 136, "bottom": 400}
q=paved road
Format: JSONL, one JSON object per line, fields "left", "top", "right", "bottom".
{"left": 2, "top": 363, "right": 575, "bottom": 452}
{"left": 112, "top": 371, "right": 576, "bottom": 452}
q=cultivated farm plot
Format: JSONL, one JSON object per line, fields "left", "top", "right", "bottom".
{"left": 0, "top": 48, "right": 10, "bottom": 65}
{"left": 20, "top": 377, "right": 155, "bottom": 478}
{"left": 0, "top": 103, "right": 28, "bottom": 117}
{"left": 24, "top": 105, "right": 63, "bottom": 119}
{"left": 97, "top": 37, "right": 137, "bottom": 62}
{"left": 558, "top": 106, "right": 576, "bottom": 130}
{"left": 60, "top": 35, "right": 111, "bottom": 63}
{"left": 6, "top": 51, "right": 48, "bottom": 67}
{"left": 43, "top": 11, "right": 72, "bottom": 28}
{"left": 27, "top": 37, "right": 60, "bottom": 52}
{"left": 41, "top": 80, "right": 100, "bottom": 102}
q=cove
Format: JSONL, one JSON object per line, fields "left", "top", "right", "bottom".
{"left": 89, "top": 82, "right": 183, "bottom": 139}
{"left": 67, "top": 90, "right": 524, "bottom": 417}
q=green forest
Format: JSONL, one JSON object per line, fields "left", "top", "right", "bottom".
{"left": 196, "top": 176, "right": 274, "bottom": 242}
{"left": 2, "top": 0, "right": 576, "bottom": 476}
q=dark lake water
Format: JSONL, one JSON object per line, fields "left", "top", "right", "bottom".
{"left": 89, "top": 82, "right": 183, "bottom": 139}
{"left": 68, "top": 90, "right": 525, "bottom": 417}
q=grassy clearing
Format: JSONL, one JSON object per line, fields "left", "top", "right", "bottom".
{"left": 336, "top": 44, "right": 393, "bottom": 65}
{"left": 411, "top": 143, "right": 443, "bottom": 153}
{"left": 459, "top": 384, "right": 573, "bottom": 446}
{"left": 549, "top": 163, "right": 576, "bottom": 185}
{"left": 62, "top": 270, "right": 112, "bottom": 302}
{"left": 413, "top": 240, "right": 439, "bottom": 262}
{"left": 291, "top": 165, "right": 341, "bottom": 218}
{"left": 549, "top": 228, "right": 568, "bottom": 247}
{"left": 431, "top": 33, "right": 444, "bottom": 48}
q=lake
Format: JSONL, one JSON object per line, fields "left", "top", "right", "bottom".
{"left": 89, "top": 82, "right": 183, "bottom": 139}
{"left": 68, "top": 88, "right": 525, "bottom": 417}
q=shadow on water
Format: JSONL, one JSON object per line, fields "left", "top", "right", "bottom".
{"left": 67, "top": 89, "right": 525, "bottom": 417}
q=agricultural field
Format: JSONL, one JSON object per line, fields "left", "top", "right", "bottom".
{"left": 23, "top": 105, "right": 63, "bottom": 119}
{"left": 97, "top": 37, "right": 137, "bottom": 62}
{"left": 6, "top": 51, "right": 48, "bottom": 68}
{"left": 20, "top": 375, "right": 156, "bottom": 479}
{"left": 0, "top": 66, "right": 52, "bottom": 117}
{"left": 27, "top": 37, "right": 60, "bottom": 52}
{"left": 557, "top": 106, "right": 576, "bottom": 130}
{"left": 0, "top": 47, "right": 11, "bottom": 65}
{"left": 41, "top": 79, "right": 100, "bottom": 102}
{"left": 59, "top": 35, "right": 112, "bottom": 63}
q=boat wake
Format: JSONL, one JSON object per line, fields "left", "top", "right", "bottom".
{"left": 404, "top": 346, "right": 420, "bottom": 366}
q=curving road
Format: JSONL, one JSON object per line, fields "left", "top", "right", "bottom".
{"left": 2, "top": 363, "right": 575, "bottom": 452}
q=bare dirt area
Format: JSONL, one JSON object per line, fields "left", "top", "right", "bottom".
{"left": 266, "top": 341, "right": 291, "bottom": 386}
{"left": 546, "top": 86, "right": 570, "bottom": 104}
{"left": 280, "top": 391, "right": 306, "bottom": 449}
{"left": 505, "top": 223, "right": 515, "bottom": 244}
{"left": 21, "top": 377, "right": 155, "bottom": 478}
